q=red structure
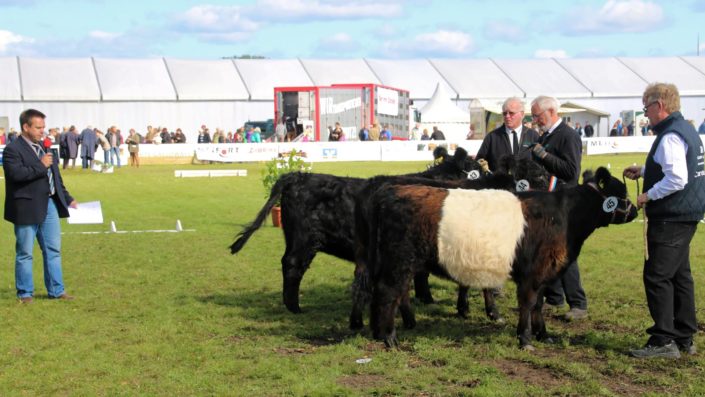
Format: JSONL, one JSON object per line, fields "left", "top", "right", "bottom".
{"left": 274, "top": 83, "right": 411, "bottom": 141}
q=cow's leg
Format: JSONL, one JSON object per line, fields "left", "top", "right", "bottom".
{"left": 516, "top": 282, "right": 539, "bottom": 350}
{"left": 399, "top": 288, "right": 416, "bottom": 329}
{"left": 531, "top": 288, "right": 552, "bottom": 343}
{"left": 414, "top": 271, "right": 434, "bottom": 304}
{"left": 371, "top": 277, "right": 407, "bottom": 348}
{"left": 456, "top": 286, "right": 469, "bottom": 318}
{"left": 281, "top": 246, "right": 316, "bottom": 313}
{"left": 482, "top": 288, "right": 504, "bottom": 323}
{"left": 350, "top": 264, "right": 370, "bottom": 330}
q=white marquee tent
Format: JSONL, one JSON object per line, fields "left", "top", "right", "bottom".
{"left": 419, "top": 83, "right": 470, "bottom": 141}
{"left": 1, "top": 56, "right": 705, "bottom": 141}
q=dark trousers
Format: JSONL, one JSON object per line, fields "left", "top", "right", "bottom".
{"left": 544, "top": 260, "right": 588, "bottom": 310}
{"left": 644, "top": 221, "right": 698, "bottom": 346}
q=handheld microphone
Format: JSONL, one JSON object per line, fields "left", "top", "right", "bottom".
{"left": 43, "top": 139, "right": 58, "bottom": 162}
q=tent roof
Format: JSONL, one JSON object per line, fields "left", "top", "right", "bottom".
{"left": 235, "top": 59, "right": 313, "bottom": 101}
{"left": 430, "top": 59, "right": 523, "bottom": 99}
{"left": 364, "top": 59, "right": 457, "bottom": 99}
{"left": 556, "top": 58, "right": 647, "bottom": 97}
{"left": 419, "top": 83, "right": 469, "bottom": 122}
{"left": 493, "top": 58, "right": 591, "bottom": 98}
{"left": 19, "top": 58, "right": 100, "bottom": 101}
{"left": 618, "top": 57, "right": 705, "bottom": 96}
{"left": 300, "top": 59, "right": 379, "bottom": 86}
{"left": 561, "top": 101, "right": 610, "bottom": 117}
{"left": 165, "top": 59, "right": 249, "bottom": 100}
{"left": 0, "top": 57, "right": 21, "bottom": 101}
{"left": 94, "top": 58, "right": 176, "bottom": 100}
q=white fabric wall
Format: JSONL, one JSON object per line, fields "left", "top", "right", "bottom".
{"left": 20, "top": 58, "right": 100, "bottom": 101}
{"left": 0, "top": 101, "right": 274, "bottom": 142}
{"left": 235, "top": 59, "right": 313, "bottom": 100}
{"left": 556, "top": 58, "right": 647, "bottom": 97}
{"left": 365, "top": 59, "right": 457, "bottom": 99}
{"left": 166, "top": 59, "right": 249, "bottom": 100}
{"left": 300, "top": 59, "right": 380, "bottom": 86}
{"left": 430, "top": 59, "right": 523, "bottom": 99}
{"left": 494, "top": 59, "right": 592, "bottom": 98}
{"left": 94, "top": 58, "right": 176, "bottom": 100}
{"left": 0, "top": 57, "right": 21, "bottom": 100}
{"left": 618, "top": 57, "right": 705, "bottom": 96}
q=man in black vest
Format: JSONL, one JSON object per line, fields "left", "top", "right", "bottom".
{"left": 624, "top": 83, "right": 705, "bottom": 359}
{"left": 530, "top": 95, "right": 588, "bottom": 321}
{"left": 476, "top": 97, "right": 539, "bottom": 172}
{"left": 3, "top": 109, "right": 78, "bottom": 303}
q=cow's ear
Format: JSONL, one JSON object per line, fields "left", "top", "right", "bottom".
{"left": 433, "top": 146, "right": 448, "bottom": 160}
{"left": 595, "top": 167, "right": 611, "bottom": 189}
{"left": 453, "top": 147, "right": 468, "bottom": 161}
{"left": 582, "top": 169, "right": 595, "bottom": 184}
{"left": 499, "top": 155, "right": 516, "bottom": 175}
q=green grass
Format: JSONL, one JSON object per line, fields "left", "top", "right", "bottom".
{"left": 0, "top": 155, "right": 704, "bottom": 396}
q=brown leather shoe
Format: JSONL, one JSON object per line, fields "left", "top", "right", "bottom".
{"left": 19, "top": 296, "right": 33, "bottom": 304}
{"left": 50, "top": 293, "right": 75, "bottom": 301}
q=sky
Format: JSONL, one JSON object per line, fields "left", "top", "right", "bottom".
{"left": 0, "top": 0, "right": 704, "bottom": 60}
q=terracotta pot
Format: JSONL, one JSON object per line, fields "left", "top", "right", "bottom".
{"left": 271, "top": 206, "right": 282, "bottom": 228}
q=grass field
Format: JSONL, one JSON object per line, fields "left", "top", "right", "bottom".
{"left": 1, "top": 154, "right": 704, "bottom": 396}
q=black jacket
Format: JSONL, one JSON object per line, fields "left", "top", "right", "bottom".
{"left": 476, "top": 125, "right": 539, "bottom": 172}
{"left": 535, "top": 122, "right": 582, "bottom": 187}
{"left": 3, "top": 137, "right": 74, "bottom": 225}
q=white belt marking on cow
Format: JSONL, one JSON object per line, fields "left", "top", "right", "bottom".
{"left": 437, "top": 189, "right": 525, "bottom": 288}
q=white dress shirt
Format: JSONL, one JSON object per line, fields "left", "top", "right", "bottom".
{"left": 504, "top": 125, "right": 523, "bottom": 153}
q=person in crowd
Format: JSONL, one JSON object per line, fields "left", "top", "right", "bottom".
{"left": 226, "top": 131, "right": 233, "bottom": 143}
{"left": 234, "top": 128, "right": 244, "bottom": 143}
{"left": 105, "top": 126, "right": 122, "bottom": 168}
{"left": 466, "top": 124, "right": 476, "bottom": 140}
{"left": 3, "top": 109, "right": 77, "bottom": 303}
{"left": 530, "top": 95, "right": 588, "bottom": 321}
{"left": 251, "top": 127, "right": 262, "bottom": 143}
{"left": 409, "top": 122, "right": 421, "bottom": 140}
{"left": 329, "top": 122, "right": 343, "bottom": 141}
{"left": 574, "top": 122, "right": 584, "bottom": 137}
{"left": 476, "top": 97, "right": 539, "bottom": 172}
{"left": 420, "top": 128, "right": 430, "bottom": 140}
{"left": 96, "top": 129, "right": 111, "bottom": 165}
{"left": 78, "top": 126, "right": 97, "bottom": 169}
{"left": 212, "top": 129, "right": 222, "bottom": 144}
{"left": 627, "top": 121, "right": 635, "bottom": 136}
{"left": 61, "top": 125, "right": 79, "bottom": 169}
{"left": 0, "top": 127, "right": 6, "bottom": 144}
{"left": 173, "top": 128, "right": 186, "bottom": 143}
{"left": 275, "top": 117, "right": 287, "bottom": 142}
{"left": 584, "top": 121, "right": 595, "bottom": 137}
{"left": 369, "top": 121, "right": 381, "bottom": 141}
{"left": 244, "top": 127, "right": 253, "bottom": 143}
{"left": 379, "top": 125, "right": 392, "bottom": 141}
{"left": 616, "top": 119, "right": 623, "bottom": 135}
{"left": 698, "top": 118, "right": 705, "bottom": 135}
{"left": 624, "top": 83, "right": 705, "bottom": 359}
{"left": 610, "top": 121, "right": 620, "bottom": 136}
{"left": 145, "top": 125, "right": 156, "bottom": 144}
{"left": 197, "top": 125, "right": 211, "bottom": 144}
{"left": 126, "top": 128, "right": 140, "bottom": 168}
{"left": 359, "top": 124, "right": 370, "bottom": 141}
{"left": 160, "top": 127, "right": 172, "bottom": 144}
{"left": 7, "top": 128, "right": 18, "bottom": 143}
{"left": 430, "top": 126, "right": 446, "bottom": 140}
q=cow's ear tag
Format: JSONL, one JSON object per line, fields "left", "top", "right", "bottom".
{"left": 602, "top": 196, "right": 618, "bottom": 213}
{"left": 467, "top": 170, "right": 480, "bottom": 180}
{"left": 515, "top": 179, "right": 530, "bottom": 192}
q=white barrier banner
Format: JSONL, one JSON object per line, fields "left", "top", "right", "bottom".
{"left": 585, "top": 136, "right": 656, "bottom": 155}
{"left": 195, "top": 144, "right": 279, "bottom": 162}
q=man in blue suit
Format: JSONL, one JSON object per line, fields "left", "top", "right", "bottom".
{"left": 3, "top": 109, "right": 78, "bottom": 303}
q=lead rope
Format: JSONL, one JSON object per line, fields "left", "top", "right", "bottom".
{"left": 639, "top": 178, "right": 649, "bottom": 261}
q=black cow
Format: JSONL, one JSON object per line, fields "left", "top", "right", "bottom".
{"left": 230, "top": 148, "right": 480, "bottom": 313}
{"left": 359, "top": 167, "right": 637, "bottom": 349}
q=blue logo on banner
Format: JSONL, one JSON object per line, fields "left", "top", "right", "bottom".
{"left": 322, "top": 148, "right": 337, "bottom": 158}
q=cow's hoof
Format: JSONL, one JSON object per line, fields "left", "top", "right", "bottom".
{"left": 383, "top": 333, "right": 399, "bottom": 349}
{"left": 520, "top": 344, "right": 536, "bottom": 352}
{"left": 285, "top": 305, "right": 302, "bottom": 314}
{"left": 417, "top": 296, "right": 435, "bottom": 305}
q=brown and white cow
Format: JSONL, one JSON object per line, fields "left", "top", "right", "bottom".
{"left": 359, "top": 167, "right": 637, "bottom": 349}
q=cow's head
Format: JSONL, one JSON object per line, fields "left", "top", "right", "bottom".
{"left": 496, "top": 155, "right": 551, "bottom": 191}
{"left": 583, "top": 167, "right": 638, "bottom": 225}
{"left": 427, "top": 147, "right": 481, "bottom": 180}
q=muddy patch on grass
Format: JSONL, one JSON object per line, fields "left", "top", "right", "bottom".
{"left": 490, "top": 358, "right": 569, "bottom": 390}
{"left": 337, "top": 374, "right": 386, "bottom": 390}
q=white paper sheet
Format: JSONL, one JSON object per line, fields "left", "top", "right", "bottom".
{"left": 67, "top": 201, "right": 104, "bottom": 224}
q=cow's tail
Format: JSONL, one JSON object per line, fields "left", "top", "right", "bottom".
{"left": 229, "top": 174, "right": 289, "bottom": 254}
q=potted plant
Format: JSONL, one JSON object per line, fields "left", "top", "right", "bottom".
{"left": 261, "top": 150, "right": 311, "bottom": 227}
